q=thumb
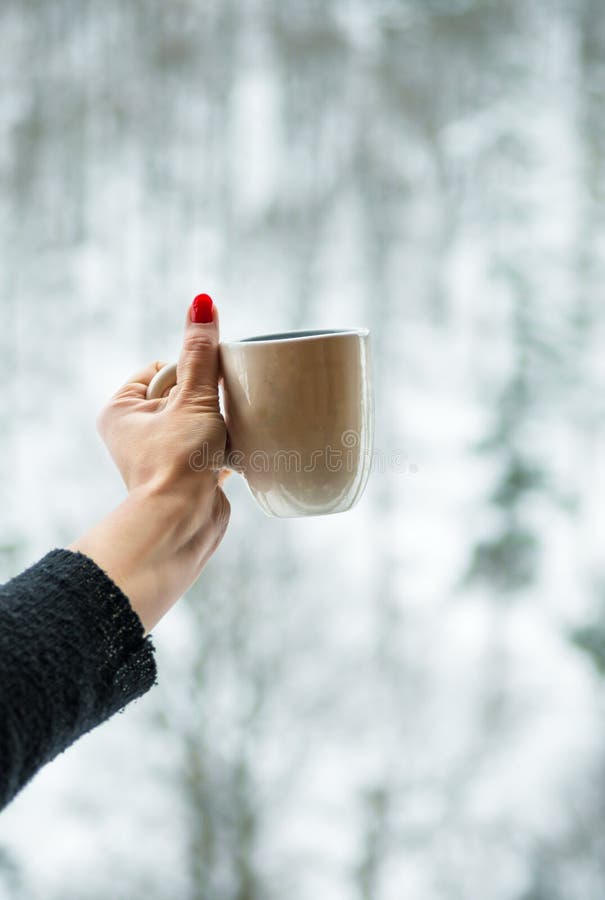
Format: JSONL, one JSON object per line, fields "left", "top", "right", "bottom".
{"left": 176, "top": 294, "right": 220, "bottom": 408}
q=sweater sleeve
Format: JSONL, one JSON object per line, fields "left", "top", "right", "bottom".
{"left": 0, "top": 549, "right": 157, "bottom": 811}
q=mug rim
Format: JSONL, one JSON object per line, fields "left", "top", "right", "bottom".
{"left": 222, "top": 327, "right": 370, "bottom": 346}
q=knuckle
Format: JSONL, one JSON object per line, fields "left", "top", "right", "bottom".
{"left": 182, "top": 332, "right": 216, "bottom": 355}
{"left": 179, "top": 378, "right": 216, "bottom": 400}
{"left": 175, "top": 386, "right": 217, "bottom": 407}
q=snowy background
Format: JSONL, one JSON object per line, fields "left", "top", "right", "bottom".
{"left": 1, "top": 0, "right": 605, "bottom": 898}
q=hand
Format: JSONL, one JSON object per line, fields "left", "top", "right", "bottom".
{"left": 97, "top": 304, "right": 228, "bottom": 497}
{"left": 70, "top": 298, "right": 231, "bottom": 633}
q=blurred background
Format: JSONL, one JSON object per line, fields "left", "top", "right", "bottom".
{"left": 1, "top": 0, "right": 605, "bottom": 897}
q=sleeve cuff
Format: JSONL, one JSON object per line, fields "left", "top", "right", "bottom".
{"left": 33, "top": 548, "right": 158, "bottom": 709}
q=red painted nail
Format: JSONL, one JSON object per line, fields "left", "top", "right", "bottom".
{"left": 191, "top": 293, "right": 214, "bottom": 324}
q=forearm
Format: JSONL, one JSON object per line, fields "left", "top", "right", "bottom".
{"left": 0, "top": 484, "right": 207, "bottom": 809}
{"left": 68, "top": 484, "right": 204, "bottom": 635}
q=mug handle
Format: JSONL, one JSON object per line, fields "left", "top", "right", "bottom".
{"left": 146, "top": 363, "right": 178, "bottom": 400}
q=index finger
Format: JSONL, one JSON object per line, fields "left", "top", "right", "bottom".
{"left": 113, "top": 360, "right": 169, "bottom": 401}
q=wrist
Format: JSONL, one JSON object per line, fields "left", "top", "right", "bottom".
{"left": 68, "top": 491, "right": 183, "bottom": 634}
{"left": 130, "top": 472, "right": 216, "bottom": 546}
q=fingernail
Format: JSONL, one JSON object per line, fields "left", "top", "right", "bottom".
{"left": 191, "top": 293, "right": 214, "bottom": 324}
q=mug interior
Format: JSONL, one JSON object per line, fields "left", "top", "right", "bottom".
{"left": 229, "top": 328, "right": 369, "bottom": 344}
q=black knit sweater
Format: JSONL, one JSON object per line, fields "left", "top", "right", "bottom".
{"left": 0, "top": 549, "right": 157, "bottom": 811}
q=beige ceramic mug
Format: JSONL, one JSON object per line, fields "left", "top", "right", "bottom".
{"left": 147, "top": 328, "right": 374, "bottom": 518}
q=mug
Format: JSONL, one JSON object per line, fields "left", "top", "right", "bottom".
{"left": 147, "top": 328, "right": 374, "bottom": 518}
